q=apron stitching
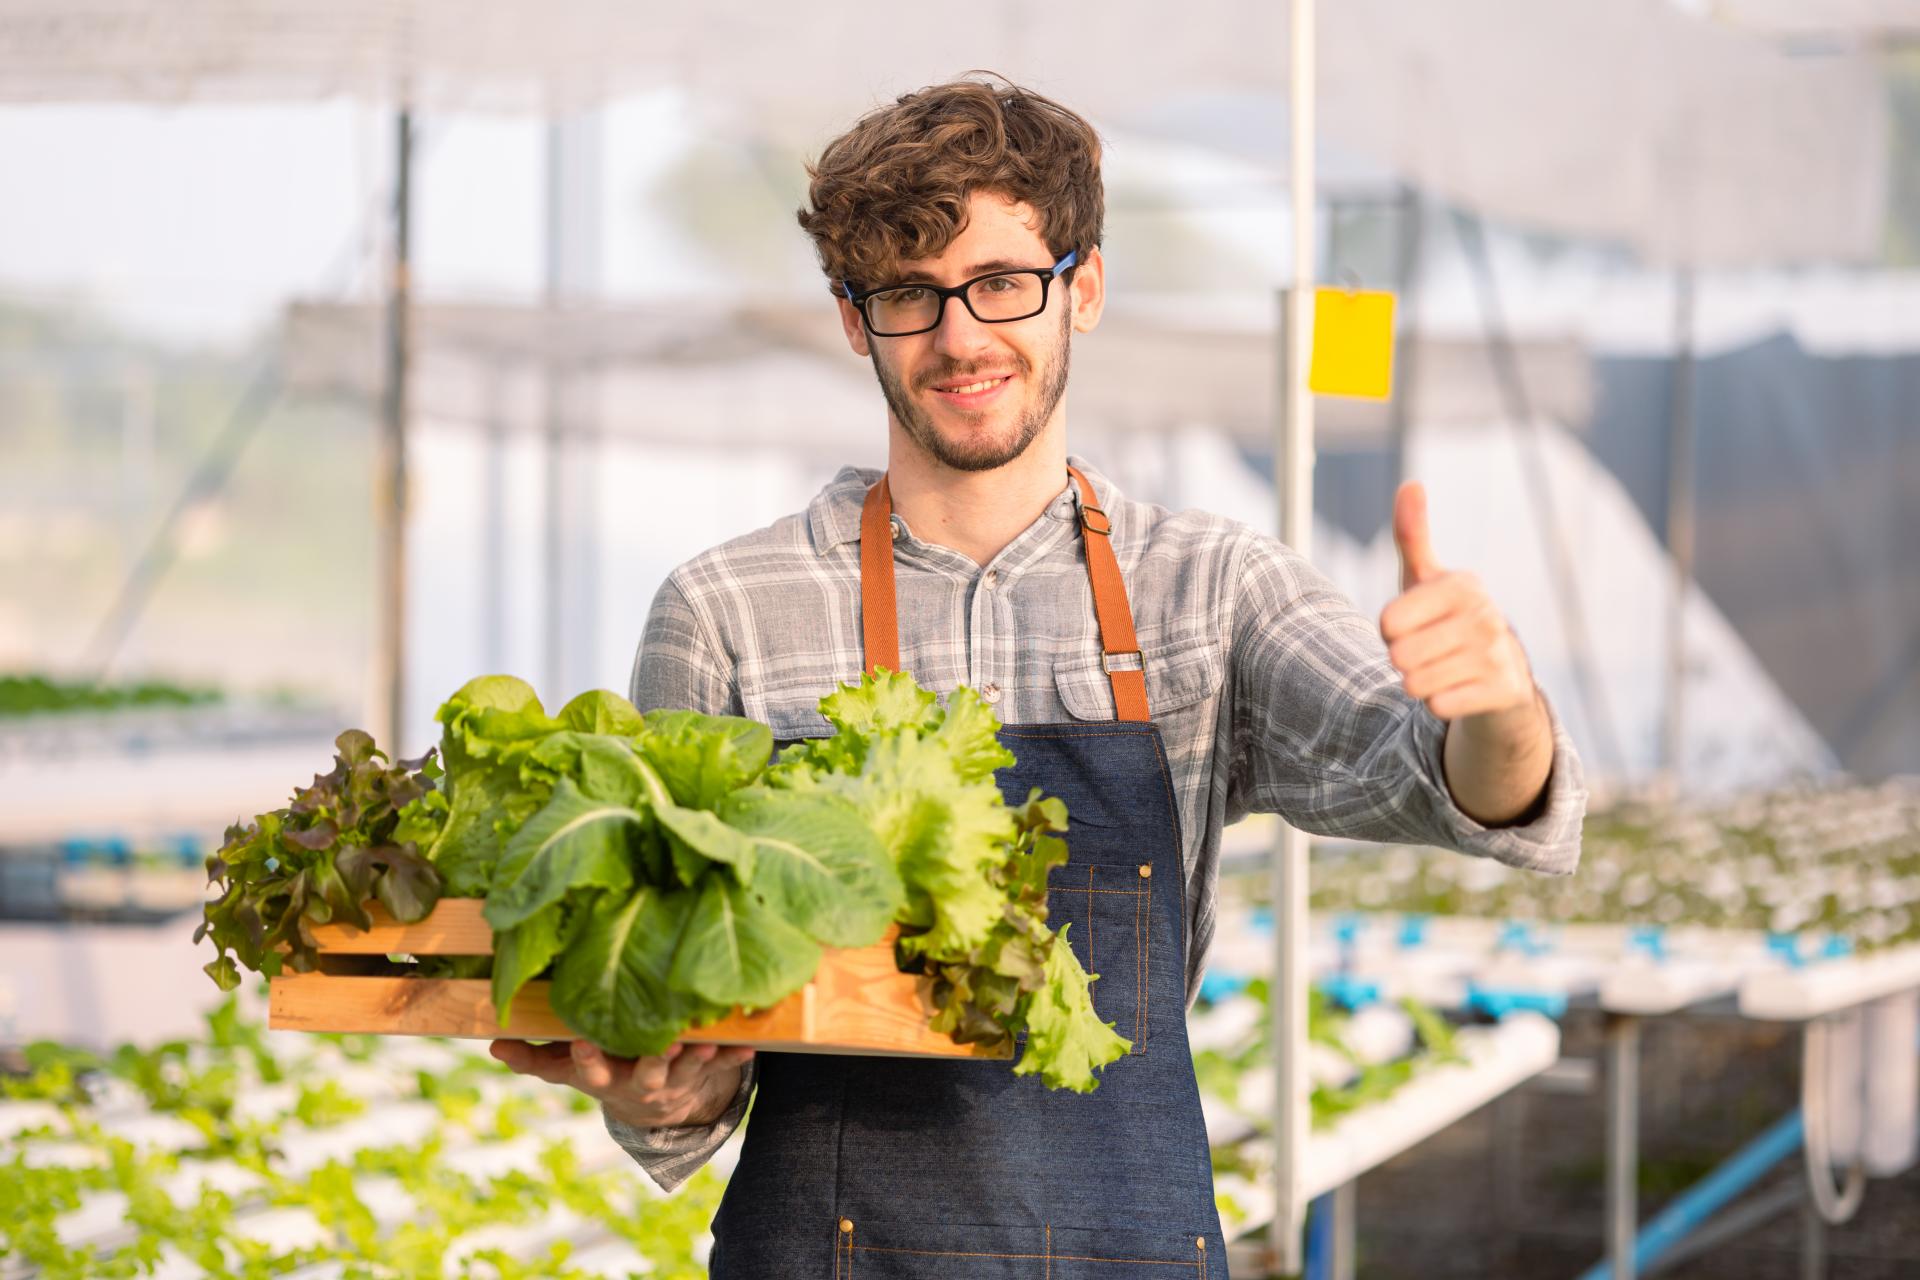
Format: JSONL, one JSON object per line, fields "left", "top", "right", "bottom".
{"left": 1198, "top": 1236, "right": 1207, "bottom": 1279}
{"left": 854, "top": 1244, "right": 1198, "bottom": 1266}
{"left": 1128, "top": 875, "right": 1144, "bottom": 1059}
{"left": 1085, "top": 864, "right": 1095, "bottom": 1013}
{"left": 1045, "top": 1223, "right": 1052, "bottom": 1278}
{"left": 847, "top": 1222, "right": 855, "bottom": 1279}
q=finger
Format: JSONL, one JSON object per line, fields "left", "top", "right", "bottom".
{"left": 632, "top": 1049, "right": 674, "bottom": 1093}
{"left": 1403, "top": 648, "right": 1492, "bottom": 702}
{"left": 1393, "top": 481, "right": 1443, "bottom": 592}
{"left": 1379, "top": 571, "right": 1480, "bottom": 642}
{"left": 498, "top": 1044, "right": 578, "bottom": 1087}
{"left": 1428, "top": 680, "right": 1523, "bottom": 722}
{"left": 665, "top": 1042, "right": 721, "bottom": 1090}
{"left": 1386, "top": 614, "right": 1473, "bottom": 674}
{"left": 571, "top": 1040, "right": 616, "bottom": 1091}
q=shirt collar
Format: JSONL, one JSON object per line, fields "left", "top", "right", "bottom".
{"left": 807, "top": 456, "right": 1117, "bottom": 556}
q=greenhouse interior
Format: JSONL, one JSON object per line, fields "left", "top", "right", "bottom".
{"left": 3, "top": 2, "right": 1920, "bottom": 1277}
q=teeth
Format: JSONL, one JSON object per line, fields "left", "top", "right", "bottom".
{"left": 941, "top": 377, "right": 1006, "bottom": 395}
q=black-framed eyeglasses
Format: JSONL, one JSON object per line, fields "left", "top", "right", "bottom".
{"left": 841, "top": 250, "right": 1078, "bottom": 337}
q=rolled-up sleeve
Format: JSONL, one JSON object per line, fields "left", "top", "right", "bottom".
{"left": 1226, "top": 535, "right": 1586, "bottom": 874}
{"left": 602, "top": 1059, "right": 756, "bottom": 1193}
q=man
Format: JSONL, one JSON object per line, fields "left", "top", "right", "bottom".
{"left": 492, "top": 74, "right": 1584, "bottom": 1271}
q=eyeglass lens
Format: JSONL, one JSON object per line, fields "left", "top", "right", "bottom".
{"left": 866, "top": 272, "right": 1045, "bottom": 334}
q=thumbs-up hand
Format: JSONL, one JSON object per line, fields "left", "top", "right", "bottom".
{"left": 1379, "top": 481, "right": 1538, "bottom": 724}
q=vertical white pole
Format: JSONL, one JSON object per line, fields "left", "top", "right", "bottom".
{"left": 377, "top": 108, "right": 413, "bottom": 753}
{"left": 1270, "top": 0, "right": 1317, "bottom": 1273}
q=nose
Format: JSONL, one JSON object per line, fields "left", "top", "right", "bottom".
{"left": 930, "top": 293, "right": 995, "bottom": 361}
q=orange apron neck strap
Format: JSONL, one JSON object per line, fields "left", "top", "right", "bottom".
{"left": 1066, "top": 464, "right": 1150, "bottom": 722}
{"left": 859, "top": 468, "right": 1150, "bottom": 721}
{"left": 860, "top": 475, "right": 902, "bottom": 677}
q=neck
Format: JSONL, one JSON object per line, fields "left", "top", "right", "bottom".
{"left": 884, "top": 423, "right": 1069, "bottom": 566}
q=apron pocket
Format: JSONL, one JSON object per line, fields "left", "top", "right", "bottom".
{"left": 834, "top": 1220, "right": 1212, "bottom": 1279}
{"left": 1044, "top": 862, "right": 1153, "bottom": 1053}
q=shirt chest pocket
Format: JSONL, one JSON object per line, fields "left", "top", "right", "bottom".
{"left": 1050, "top": 637, "right": 1222, "bottom": 830}
{"left": 1054, "top": 636, "right": 1224, "bottom": 726}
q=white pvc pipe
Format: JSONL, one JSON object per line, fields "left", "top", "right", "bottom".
{"left": 1270, "top": 0, "right": 1317, "bottom": 1273}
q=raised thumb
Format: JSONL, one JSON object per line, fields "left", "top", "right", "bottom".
{"left": 1393, "top": 481, "right": 1442, "bottom": 592}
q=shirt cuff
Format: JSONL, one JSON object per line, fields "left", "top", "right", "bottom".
{"left": 1403, "top": 688, "right": 1587, "bottom": 875}
{"left": 602, "top": 1057, "right": 757, "bottom": 1193}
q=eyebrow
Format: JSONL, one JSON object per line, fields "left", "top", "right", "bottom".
{"left": 887, "top": 258, "right": 1033, "bottom": 286}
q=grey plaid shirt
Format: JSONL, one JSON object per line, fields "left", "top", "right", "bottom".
{"left": 605, "top": 455, "right": 1586, "bottom": 1190}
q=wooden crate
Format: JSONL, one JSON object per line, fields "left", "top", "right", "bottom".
{"left": 268, "top": 898, "right": 1007, "bottom": 1060}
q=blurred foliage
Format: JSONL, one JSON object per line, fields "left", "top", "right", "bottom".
{"left": 1309, "top": 779, "right": 1920, "bottom": 950}
{"left": 0, "top": 672, "right": 221, "bottom": 718}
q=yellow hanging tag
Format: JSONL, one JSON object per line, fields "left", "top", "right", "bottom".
{"left": 1308, "top": 286, "right": 1397, "bottom": 400}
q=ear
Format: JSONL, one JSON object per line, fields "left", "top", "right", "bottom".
{"left": 1069, "top": 245, "right": 1106, "bottom": 335}
{"left": 835, "top": 295, "right": 872, "bottom": 358}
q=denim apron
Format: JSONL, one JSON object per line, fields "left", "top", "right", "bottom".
{"left": 709, "top": 468, "right": 1226, "bottom": 1277}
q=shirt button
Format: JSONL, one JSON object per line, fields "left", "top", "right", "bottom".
{"left": 889, "top": 518, "right": 902, "bottom": 541}
{"left": 980, "top": 683, "right": 1001, "bottom": 704}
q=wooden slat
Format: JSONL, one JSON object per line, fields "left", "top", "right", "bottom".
{"left": 270, "top": 974, "right": 572, "bottom": 1039}
{"left": 306, "top": 898, "right": 493, "bottom": 954}
{"left": 285, "top": 902, "right": 1011, "bottom": 1059}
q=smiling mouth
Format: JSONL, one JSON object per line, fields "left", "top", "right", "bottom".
{"left": 926, "top": 374, "right": 1017, "bottom": 408}
{"left": 934, "top": 376, "right": 1009, "bottom": 394}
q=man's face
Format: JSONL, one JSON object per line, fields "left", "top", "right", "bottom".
{"left": 837, "top": 191, "right": 1103, "bottom": 474}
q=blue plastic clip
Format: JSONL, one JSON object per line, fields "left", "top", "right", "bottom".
{"left": 1820, "top": 935, "right": 1853, "bottom": 960}
{"left": 1766, "top": 932, "right": 1806, "bottom": 969}
{"left": 1317, "top": 974, "right": 1382, "bottom": 1010}
{"left": 1248, "top": 906, "right": 1275, "bottom": 936}
{"left": 1629, "top": 925, "right": 1668, "bottom": 963}
{"left": 1466, "top": 983, "right": 1568, "bottom": 1020}
{"left": 1332, "top": 913, "right": 1365, "bottom": 946}
{"left": 1498, "top": 921, "right": 1550, "bottom": 957}
{"left": 1398, "top": 913, "right": 1431, "bottom": 948}
{"left": 1198, "top": 971, "right": 1251, "bottom": 1004}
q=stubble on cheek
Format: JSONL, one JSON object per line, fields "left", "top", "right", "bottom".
{"left": 867, "top": 305, "right": 1073, "bottom": 474}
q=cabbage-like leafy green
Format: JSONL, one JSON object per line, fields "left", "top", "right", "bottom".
{"left": 205, "top": 668, "right": 1128, "bottom": 1091}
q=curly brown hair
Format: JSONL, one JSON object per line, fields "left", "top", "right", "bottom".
{"left": 796, "top": 73, "right": 1105, "bottom": 295}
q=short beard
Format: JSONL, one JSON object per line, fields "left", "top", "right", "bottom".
{"left": 870, "top": 303, "right": 1072, "bottom": 474}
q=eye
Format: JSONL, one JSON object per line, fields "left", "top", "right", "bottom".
{"left": 978, "top": 275, "right": 1019, "bottom": 294}
{"left": 882, "top": 287, "right": 930, "bottom": 304}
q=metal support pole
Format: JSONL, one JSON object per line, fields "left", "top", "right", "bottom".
{"left": 1266, "top": 4, "right": 1316, "bottom": 1272}
{"left": 1606, "top": 1014, "right": 1642, "bottom": 1280}
{"left": 1800, "top": 1190, "right": 1827, "bottom": 1280}
{"left": 1659, "top": 267, "right": 1698, "bottom": 801}
{"left": 540, "top": 111, "right": 604, "bottom": 705}
{"left": 481, "top": 364, "right": 509, "bottom": 675}
{"left": 1330, "top": 1180, "right": 1356, "bottom": 1280}
{"left": 1386, "top": 184, "right": 1423, "bottom": 499}
{"left": 376, "top": 108, "right": 414, "bottom": 752}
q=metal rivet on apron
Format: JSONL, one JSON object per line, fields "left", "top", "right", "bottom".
{"left": 1196, "top": 1237, "right": 1206, "bottom": 1249}
{"left": 1139, "top": 864, "right": 1151, "bottom": 878}
{"left": 839, "top": 1218, "right": 854, "bottom": 1233}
